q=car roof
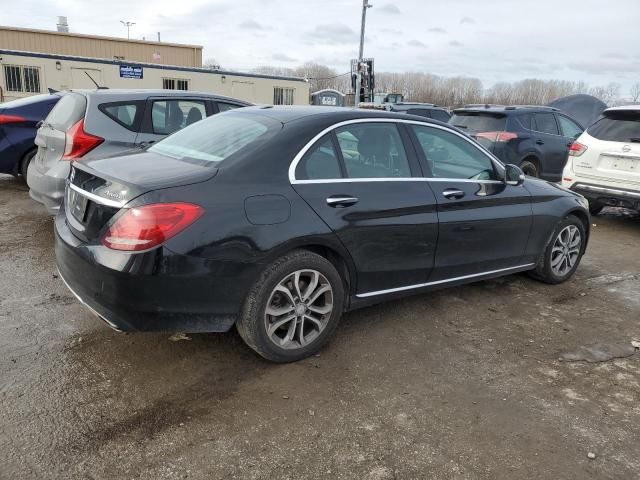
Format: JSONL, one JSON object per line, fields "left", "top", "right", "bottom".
{"left": 67, "top": 89, "right": 251, "bottom": 105}
{"left": 454, "top": 104, "right": 560, "bottom": 114}
{"left": 236, "top": 105, "right": 445, "bottom": 125}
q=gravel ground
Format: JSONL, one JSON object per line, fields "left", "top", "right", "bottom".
{"left": 0, "top": 174, "right": 638, "bottom": 480}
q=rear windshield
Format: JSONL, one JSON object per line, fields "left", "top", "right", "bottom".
{"left": 450, "top": 113, "right": 506, "bottom": 132}
{"left": 46, "top": 93, "right": 86, "bottom": 131}
{"left": 587, "top": 111, "right": 640, "bottom": 142}
{"left": 148, "top": 113, "right": 274, "bottom": 164}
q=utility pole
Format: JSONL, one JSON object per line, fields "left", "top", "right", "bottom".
{"left": 354, "top": 0, "right": 372, "bottom": 107}
{"left": 120, "top": 20, "right": 136, "bottom": 39}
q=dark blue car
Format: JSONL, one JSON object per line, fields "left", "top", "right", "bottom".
{"left": 0, "top": 93, "right": 62, "bottom": 179}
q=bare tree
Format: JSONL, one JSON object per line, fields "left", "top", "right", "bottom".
{"left": 630, "top": 81, "right": 640, "bottom": 103}
{"left": 203, "top": 58, "right": 221, "bottom": 70}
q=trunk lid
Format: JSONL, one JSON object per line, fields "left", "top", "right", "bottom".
{"left": 65, "top": 151, "right": 218, "bottom": 242}
{"left": 33, "top": 92, "right": 86, "bottom": 172}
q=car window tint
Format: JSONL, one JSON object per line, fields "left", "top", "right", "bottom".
{"left": 335, "top": 123, "right": 411, "bottom": 178}
{"left": 450, "top": 113, "right": 506, "bottom": 133}
{"left": 587, "top": 111, "right": 640, "bottom": 142}
{"left": 296, "top": 135, "right": 342, "bottom": 180}
{"left": 152, "top": 100, "right": 207, "bottom": 135}
{"left": 46, "top": 92, "right": 86, "bottom": 131}
{"left": 406, "top": 109, "right": 431, "bottom": 118}
{"left": 101, "top": 103, "right": 138, "bottom": 128}
{"left": 411, "top": 125, "right": 499, "bottom": 180}
{"left": 517, "top": 113, "right": 533, "bottom": 130}
{"left": 217, "top": 102, "right": 242, "bottom": 112}
{"left": 534, "top": 113, "right": 559, "bottom": 135}
{"left": 430, "top": 110, "right": 451, "bottom": 122}
{"left": 557, "top": 115, "right": 583, "bottom": 139}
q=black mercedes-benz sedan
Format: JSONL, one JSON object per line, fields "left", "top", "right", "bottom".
{"left": 55, "top": 106, "right": 590, "bottom": 362}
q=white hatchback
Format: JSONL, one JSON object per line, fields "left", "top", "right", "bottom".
{"left": 562, "top": 106, "right": 640, "bottom": 214}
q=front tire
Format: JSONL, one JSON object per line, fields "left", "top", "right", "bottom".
{"left": 520, "top": 159, "right": 539, "bottom": 178}
{"left": 237, "top": 250, "right": 345, "bottom": 363}
{"left": 529, "top": 216, "right": 586, "bottom": 284}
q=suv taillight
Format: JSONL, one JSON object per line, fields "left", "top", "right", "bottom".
{"left": 0, "top": 114, "right": 26, "bottom": 124}
{"left": 475, "top": 131, "right": 518, "bottom": 142}
{"left": 102, "top": 203, "right": 203, "bottom": 251}
{"left": 568, "top": 142, "right": 587, "bottom": 157}
{"left": 62, "top": 119, "right": 104, "bottom": 161}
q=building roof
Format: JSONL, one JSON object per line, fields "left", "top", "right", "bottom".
{"left": 0, "top": 25, "right": 202, "bottom": 49}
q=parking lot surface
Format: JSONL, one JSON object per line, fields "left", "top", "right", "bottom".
{"left": 1, "top": 174, "right": 639, "bottom": 480}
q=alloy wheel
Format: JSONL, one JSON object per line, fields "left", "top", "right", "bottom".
{"left": 264, "top": 269, "right": 334, "bottom": 350}
{"left": 550, "top": 225, "right": 581, "bottom": 276}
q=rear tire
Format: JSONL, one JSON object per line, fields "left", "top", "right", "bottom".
{"left": 528, "top": 215, "right": 586, "bottom": 284}
{"left": 520, "top": 158, "right": 540, "bottom": 178}
{"left": 236, "top": 250, "right": 345, "bottom": 363}
{"left": 19, "top": 149, "right": 37, "bottom": 182}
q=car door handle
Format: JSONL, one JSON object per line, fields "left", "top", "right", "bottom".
{"left": 326, "top": 195, "right": 359, "bottom": 208}
{"left": 442, "top": 188, "right": 465, "bottom": 200}
{"left": 535, "top": 140, "right": 545, "bottom": 145}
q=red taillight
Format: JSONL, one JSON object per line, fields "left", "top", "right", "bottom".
{"left": 568, "top": 142, "right": 587, "bottom": 157}
{"left": 0, "top": 114, "right": 27, "bottom": 124}
{"left": 102, "top": 203, "right": 203, "bottom": 252}
{"left": 62, "top": 119, "right": 104, "bottom": 161}
{"left": 475, "top": 131, "right": 518, "bottom": 142}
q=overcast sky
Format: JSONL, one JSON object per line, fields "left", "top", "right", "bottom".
{"left": 3, "top": 0, "right": 639, "bottom": 95}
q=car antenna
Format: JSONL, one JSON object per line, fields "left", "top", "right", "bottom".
{"left": 84, "top": 71, "right": 108, "bottom": 90}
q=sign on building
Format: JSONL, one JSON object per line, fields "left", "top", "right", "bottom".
{"left": 119, "top": 65, "right": 144, "bottom": 79}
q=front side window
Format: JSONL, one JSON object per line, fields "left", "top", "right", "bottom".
{"left": 296, "top": 135, "right": 342, "bottom": 180}
{"left": 411, "top": 125, "right": 499, "bottom": 180}
{"left": 557, "top": 115, "right": 583, "bottom": 139}
{"left": 334, "top": 123, "right": 411, "bottom": 178}
{"left": 152, "top": 100, "right": 207, "bottom": 135}
{"left": 274, "top": 87, "right": 294, "bottom": 105}
{"left": 534, "top": 113, "right": 559, "bottom": 135}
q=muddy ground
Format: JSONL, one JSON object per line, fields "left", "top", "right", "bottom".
{"left": 0, "top": 174, "right": 638, "bottom": 480}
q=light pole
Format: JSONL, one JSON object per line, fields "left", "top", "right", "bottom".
{"left": 354, "top": 0, "right": 372, "bottom": 107}
{"left": 120, "top": 20, "right": 136, "bottom": 39}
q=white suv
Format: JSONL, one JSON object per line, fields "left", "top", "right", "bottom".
{"left": 562, "top": 106, "right": 640, "bottom": 215}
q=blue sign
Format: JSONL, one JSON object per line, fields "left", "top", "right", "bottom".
{"left": 119, "top": 65, "right": 143, "bottom": 79}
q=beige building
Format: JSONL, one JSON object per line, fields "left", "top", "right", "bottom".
{"left": 0, "top": 27, "right": 309, "bottom": 105}
{"left": 0, "top": 26, "right": 202, "bottom": 67}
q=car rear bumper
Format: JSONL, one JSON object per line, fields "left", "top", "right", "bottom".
{"left": 570, "top": 182, "right": 640, "bottom": 211}
{"left": 54, "top": 211, "right": 243, "bottom": 333}
{"left": 26, "top": 161, "right": 68, "bottom": 214}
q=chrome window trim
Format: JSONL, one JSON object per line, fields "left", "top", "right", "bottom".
{"left": 67, "top": 182, "right": 126, "bottom": 208}
{"left": 289, "top": 118, "right": 506, "bottom": 185}
{"left": 356, "top": 263, "right": 536, "bottom": 298}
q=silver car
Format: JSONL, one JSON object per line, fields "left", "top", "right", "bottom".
{"left": 27, "top": 89, "right": 249, "bottom": 214}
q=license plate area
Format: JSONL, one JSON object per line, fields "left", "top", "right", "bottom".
{"left": 67, "top": 187, "right": 89, "bottom": 223}
{"left": 602, "top": 154, "right": 639, "bottom": 173}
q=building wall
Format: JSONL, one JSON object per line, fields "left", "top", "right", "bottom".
{"left": 0, "top": 52, "right": 310, "bottom": 105}
{"left": 0, "top": 26, "right": 202, "bottom": 67}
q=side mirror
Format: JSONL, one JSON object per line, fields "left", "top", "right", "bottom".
{"left": 505, "top": 164, "right": 525, "bottom": 186}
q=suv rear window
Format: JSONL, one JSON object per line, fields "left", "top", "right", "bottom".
{"left": 46, "top": 93, "right": 86, "bottom": 130}
{"left": 587, "top": 111, "right": 640, "bottom": 142}
{"left": 450, "top": 113, "right": 506, "bottom": 133}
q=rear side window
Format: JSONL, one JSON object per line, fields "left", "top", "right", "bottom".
{"left": 152, "top": 100, "right": 207, "bottom": 135}
{"left": 450, "top": 113, "right": 506, "bottom": 133}
{"left": 534, "top": 113, "right": 559, "bottom": 135}
{"left": 587, "top": 111, "right": 640, "bottom": 142}
{"left": 430, "top": 110, "right": 451, "bottom": 122}
{"left": 217, "top": 102, "right": 243, "bottom": 112}
{"left": 517, "top": 113, "right": 533, "bottom": 130}
{"left": 557, "top": 115, "right": 583, "bottom": 139}
{"left": 297, "top": 135, "right": 342, "bottom": 180}
{"left": 46, "top": 93, "right": 86, "bottom": 130}
{"left": 99, "top": 102, "right": 141, "bottom": 130}
{"left": 335, "top": 123, "right": 411, "bottom": 178}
